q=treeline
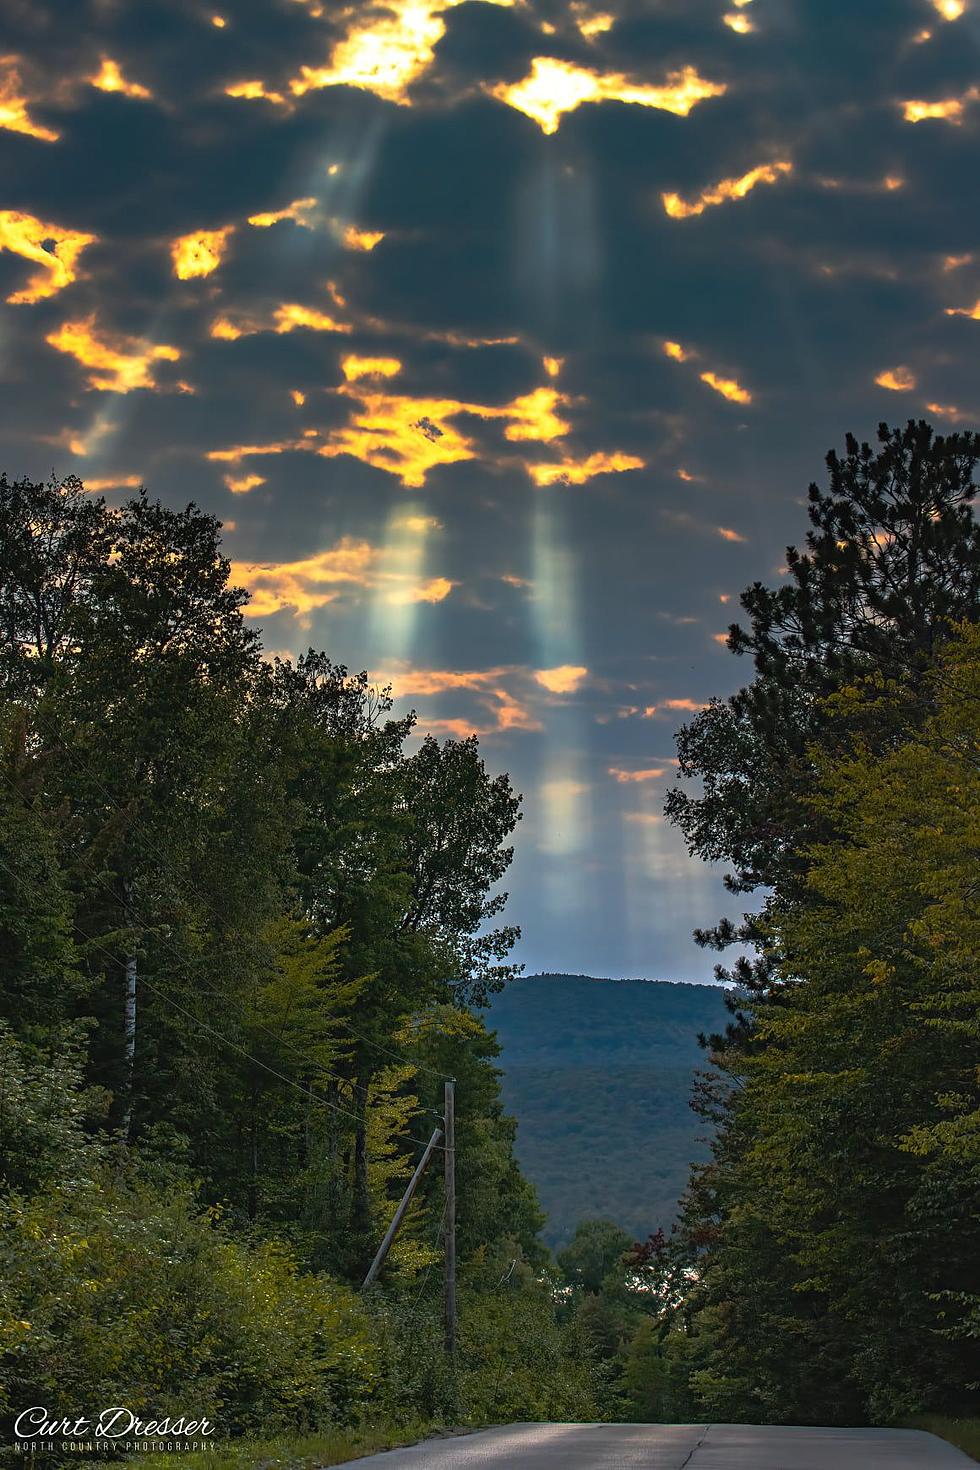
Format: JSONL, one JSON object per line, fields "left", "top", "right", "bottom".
{"left": 612, "top": 421, "right": 980, "bottom": 1425}
{"left": 0, "top": 474, "right": 601, "bottom": 1447}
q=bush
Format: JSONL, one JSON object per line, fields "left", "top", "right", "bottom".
{"left": 0, "top": 1175, "right": 379, "bottom": 1442}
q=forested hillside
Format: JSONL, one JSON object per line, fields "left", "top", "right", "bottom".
{"left": 485, "top": 976, "right": 730, "bottom": 1247}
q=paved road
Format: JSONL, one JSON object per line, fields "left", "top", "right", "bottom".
{"left": 354, "top": 1423, "right": 975, "bottom": 1468}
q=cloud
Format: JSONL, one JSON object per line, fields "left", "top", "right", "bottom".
{"left": 315, "top": 367, "right": 575, "bottom": 487}
{"left": 902, "top": 86, "right": 980, "bottom": 124}
{"left": 699, "top": 371, "right": 752, "bottom": 405}
{"left": 248, "top": 198, "right": 318, "bottom": 228}
{"left": 488, "top": 58, "right": 725, "bottom": 135}
{"left": 0, "top": 57, "right": 58, "bottom": 141}
{"left": 722, "top": 11, "right": 755, "bottom": 32}
{"left": 81, "top": 475, "right": 143, "bottom": 491}
{"left": 534, "top": 665, "right": 589, "bottom": 693}
{"left": 46, "top": 317, "right": 181, "bottom": 393}
{"left": 273, "top": 303, "right": 351, "bottom": 334}
{"left": 172, "top": 227, "right": 234, "bottom": 280}
{"left": 89, "top": 57, "right": 152, "bottom": 100}
{"left": 232, "top": 538, "right": 379, "bottom": 617}
{"left": 341, "top": 354, "right": 403, "bottom": 381}
{"left": 875, "top": 366, "right": 917, "bottom": 390}
{"left": 224, "top": 473, "right": 266, "bottom": 494}
{"left": 945, "top": 300, "right": 980, "bottom": 320}
{"left": 662, "top": 162, "right": 792, "bottom": 220}
{"left": 0, "top": 211, "right": 96, "bottom": 303}
{"left": 343, "top": 226, "right": 385, "bottom": 251}
{"left": 932, "top": 0, "right": 966, "bottom": 17}
{"left": 527, "top": 451, "right": 645, "bottom": 486}
{"left": 717, "top": 526, "right": 748, "bottom": 543}
{"left": 375, "top": 663, "right": 543, "bottom": 736}
{"left": 609, "top": 766, "right": 666, "bottom": 783}
{"left": 290, "top": 0, "right": 515, "bottom": 105}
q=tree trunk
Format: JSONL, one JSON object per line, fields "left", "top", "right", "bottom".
{"left": 120, "top": 946, "right": 137, "bottom": 1139}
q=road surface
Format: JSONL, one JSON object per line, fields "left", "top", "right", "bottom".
{"left": 354, "top": 1423, "right": 975, "bottom": 1468}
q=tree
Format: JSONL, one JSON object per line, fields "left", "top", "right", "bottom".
{"left": 665, "top": 421, "right": 980, "bottom": 989}
{"left": 670, "top": 624, "right": 980, "bottom": 1423}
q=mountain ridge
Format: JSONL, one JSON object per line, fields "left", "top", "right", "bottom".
{"left": 483, "top": 972, "right": 732, "bottom": 1248}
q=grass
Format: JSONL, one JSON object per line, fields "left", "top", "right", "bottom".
{"left": 905, "top": 1416, "right": 980, "bottom": 1463}
{"left": 136, "top": 1420, "right": 444, "bottom": 1470}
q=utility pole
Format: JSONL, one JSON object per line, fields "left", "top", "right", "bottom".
{"left": 362, "top": 1124, "right": 443, "bottom": 1290}
{"left": 444, "top": 1078, "right": 456, "bottom": 1356}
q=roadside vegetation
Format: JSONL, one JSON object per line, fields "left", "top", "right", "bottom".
{"left": 0, "top": 474, "right": 601, "bottom": 1463}
{"left": 557, "top": 423, "right": 980, "bottom": 1429}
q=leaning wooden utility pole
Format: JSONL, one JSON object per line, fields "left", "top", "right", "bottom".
{"left": 444, "top": 1078, "right": 456, "bottom": 1355}
{"left": 361, "top": 1124, "right": 443, "bottom": 1290}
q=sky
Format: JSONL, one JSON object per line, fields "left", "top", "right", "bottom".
{"left": 1, "top": 0, "right": 979, "bottom": 981}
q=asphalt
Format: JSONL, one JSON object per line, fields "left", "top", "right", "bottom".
{"left": 352, "top": 1423, "right": 976, "bottom": 1468}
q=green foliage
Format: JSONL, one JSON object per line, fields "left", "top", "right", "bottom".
{"left": 0, "top": 1175, "right": 378, "bottom": 1438}
{"left": 557, "top": 1219, "right": 634, "bottom": 1295}
{"left": 0, "top": 470, "right": 598, "bottom": 1455}
{"left": 666, "top": 420, "right": 980, "bottom": 987}
{"left": 663, "top": 623, "right": 980, "bottom": 1425}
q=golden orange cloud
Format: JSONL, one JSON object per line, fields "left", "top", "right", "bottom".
{"left": 943, "top": 253, "right": 973, "bottom": 271}
{"left": 535, "top": 665, "right": 589, "bottom": 693}
{"left": 717, "top": 526, "right": 748, "bottom": 543}
{"left": 320, "top": 368, "right": 573, "bottom": 487}
{"left": 47, "top": 316, "right": 181, "bottom": 393}
{"left": 233, "top": 539, "right": 379, "bottom": 618}
{"left": 225, "top": 79, "right": 286, "bottom": 105}
{"left": 224, "top": 473, "right": 266, "bottom": 494}
{"left": 723, "top": 11, "right": 754, "bottom": 31}
{"left": 502, "top": 387, "right": 571, "bottom": 442}
{"left": 374, "top": 663, "right": 543, "bottom": 736}
{"left": 172, "top": 226, "right": 234, "bottom": 279}
{"left": 875, "top": 366, "right": 917, "bottom": 391}
{"left": 926, "top": 401, "right": 971, "bottom": 422}
{"left": 248, "top": 197, "right": 318, "bottom": 228}
{"left": 0, "top": 56, "right": 59, "bottom": 141}
{"left": 274, "top": 302, "right": 351, "bottom": 334}
{"left": 700, "top": 370, "right": 752, "bottom": 404}
{"left": 945, "top": 299, "right": 980, "bottom": 319}
{"left": 89, "top": 57, "right": 151, "bottom": 99}
{"left": 82, "top": 475, "right": 142, "bottom": 492}
{"left": 932, "top": 0, "right": 966, "bottom": 17}
{"left": 341, "top": 354, "right": 403, "bottom": 380}
{"left": 489, "top": 58, "right": 724, "bottom": 135}
{"left": 574, "top": 8, "right": 615, "bottom": 39}
{"left": 609, "top": 766, "right": 666, "bottom": 783}
{"left": 902, "top": 86, "right": 979, "bottom": 123}
{"left": 662, "top": 160, "right": 792, "bottom": 219}
{"left": 0, "top": 211, "right": 96, "bottom": 303}
{"left": 342, "top": 225, "right": 385, "bottom": 251}
{"left": 528, "top": 451, "right": 645, "bottom": 486}
{"left": 663, "top": 340, "right": 691, "bottom": 361}
{"left": 208, "top": 440, "right": 301, "bottom": 462}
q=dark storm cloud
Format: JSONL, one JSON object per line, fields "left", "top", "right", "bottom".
{"left": 1, "top": 0, "right": 979, "bottom": 976}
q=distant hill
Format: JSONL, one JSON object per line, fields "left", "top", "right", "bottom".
{"left": 483, "top": 974, "right": 732, "bottom": 1250}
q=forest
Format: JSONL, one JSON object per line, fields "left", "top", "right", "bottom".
{"left": 1, "top": 419, "right": 979, "bottom": 1462}
{"left": 0, "top": 472, "right": 604, "bottom": 1459}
